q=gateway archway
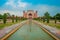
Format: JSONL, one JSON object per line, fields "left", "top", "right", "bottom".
{"left": 23, "top": 10, "right": 38, "bottom": 18}
{"left": 28, "top": 13, "right": 32, "bottom": 19}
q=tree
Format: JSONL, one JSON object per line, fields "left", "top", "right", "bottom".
{"left": 54, "top": 13, "right": 60, "bottom": 23}
{"left": 55, "top": 13, "right": 60, "bottom": 21}
{"left": 44, "top": 12, "right": 50, "bottom": 23}
{"left": 6, "top": 13, "right": 11, "bottom": 17}
{"left": 3, "top": 13, "right": 7, "bottom": 24}
{"left": 15, "top": 16, "right": 18, "bottom": 22}
{"left": 11, "top": 15, "right": 15, "bottom": 23}
{"left": 0, "top": 14, "right": 3, "bottom": 19}
{"left": 55, "top": 16, "right": 57, "bottom": 24}
{"left": 6, "top": 13, "right": 11, "bottom": 19}
{"left": 43, "top": 16, "right": 45, "bottom": 22}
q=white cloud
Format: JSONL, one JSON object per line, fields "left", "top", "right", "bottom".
{"left": 5, "top": 0, "right": 17, "bottom": 8}
{"left": 34, "top": 5, "right": 60, "bottom": 16}
{"left": 0, "top": 10, "right": 23, "bottom": 16}
{"left": 0, "top": 0, "right": 60, "bottom": 16}
{"left": 17, "top": 1, "right": 28, "bottom": 8}
{"left": 5, "top": 0, "right": 28, "bottom": 8}
{"left": 0, "top": 0, "right": 28, "bottom": 16}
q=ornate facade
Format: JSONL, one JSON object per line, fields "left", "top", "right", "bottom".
{"left": 23, "top": 10, "right": 37, "bottom": 18}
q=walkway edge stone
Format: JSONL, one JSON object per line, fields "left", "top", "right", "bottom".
{"left": 0, "top": 21, "right": 27, "bottom": 40}
{"left": 33, "top": 20, "right": 60, "bottom": 40}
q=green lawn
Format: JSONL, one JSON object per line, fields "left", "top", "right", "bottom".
{"left": 44, "top": 22, "right": 60, "bottom": 29}
{"left": 36, "top": 20, "right": 60, "bottom": 29}
{"left": 0, "top": 21, "right": 21, "bottom": 29}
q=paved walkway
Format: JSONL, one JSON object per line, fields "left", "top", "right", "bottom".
{"left": 33, "top": 20, "right": 60, "bottom": 39}
{"left": 0, "top": 21, "right": 27, "bottom": 39}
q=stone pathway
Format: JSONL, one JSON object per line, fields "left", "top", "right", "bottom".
{"left": 33, "top": 20, "right": 60, "bottom": 39}
{"left": 0, "top": 21, "right": 27, "bottom": 39}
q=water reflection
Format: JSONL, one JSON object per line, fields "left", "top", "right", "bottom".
{"left": 29, "top": 19, "right": 32, "bottom": 32}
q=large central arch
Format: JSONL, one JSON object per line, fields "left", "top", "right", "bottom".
{"left": 28, "top": 13, "right": 32, "bottom": 19}
{"left": 29, "top": 13, "right": 32, "bottom": 16}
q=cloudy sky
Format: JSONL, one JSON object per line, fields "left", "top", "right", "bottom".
{"left": 0, "top": 0, "right": 60, "bottom": 16}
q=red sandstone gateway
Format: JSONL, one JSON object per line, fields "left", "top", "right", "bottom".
{"left": 23, "top": 10, "right": 38, "bottom": 18}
